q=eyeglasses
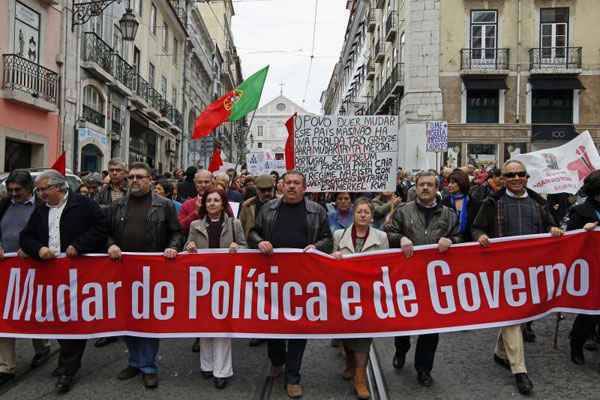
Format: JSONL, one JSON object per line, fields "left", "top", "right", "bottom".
{"left": 128, "top": 174, "right": 149, "bottom": 181}
{"left": 503, "top": 171, "right": 528, "bottom": 178}
{"left": 36, "top": 185, "right": 57, "bottom": 193}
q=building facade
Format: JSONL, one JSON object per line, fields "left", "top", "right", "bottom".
{"left": 0, "top": 0, "right": 62, "bottom": 172}
{"left": 248, "top": 95, "right": 309, "bottom": 159}
{"left": 322, "top": 0, "right": 600, "bottom": 170}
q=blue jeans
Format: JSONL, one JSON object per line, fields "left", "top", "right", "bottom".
{"left": 125, "top": 337, "right": 159, "bottom": 374}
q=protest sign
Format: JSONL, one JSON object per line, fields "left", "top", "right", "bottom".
{"left": 1, "top": 230, "right": 598, "bottom": 339}
{"left": 294, "top": 115, "right": 399, "bottom": 192}
{"left": 426, "top": 121, "right": 448, "bottom": 152}
{"left": 246, "top": 152, "right": 286, "bottom": 176}
{"left": 514, "top": 131, "right": 600, "bottom": 194}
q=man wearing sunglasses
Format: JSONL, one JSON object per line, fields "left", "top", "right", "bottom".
{"left": 106, "top": 162, "right": 182, "bottom": 389}
{"left": 472, "top": 160, "right": 562, "bottom": 396}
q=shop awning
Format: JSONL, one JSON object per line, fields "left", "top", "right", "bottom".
{"left": 462, "top": 76, "right": 508, "bottom": 90}
{"left": 529, "top": 76, "right": 584, "bottom": 90}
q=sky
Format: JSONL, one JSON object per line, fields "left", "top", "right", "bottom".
{"left": 231, "top": 0, "right": 350, "bottom": 114}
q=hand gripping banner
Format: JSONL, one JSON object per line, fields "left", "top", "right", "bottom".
{"left": 1, "top": 230, "right": 599, "bottom": 339}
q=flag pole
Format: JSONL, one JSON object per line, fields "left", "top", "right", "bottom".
{"left": 229, "top": 109, "right": 257, "bottom": 190}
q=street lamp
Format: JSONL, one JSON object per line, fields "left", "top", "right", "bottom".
{"left": 72, "top": 0, "right": 139, "bottom": 42}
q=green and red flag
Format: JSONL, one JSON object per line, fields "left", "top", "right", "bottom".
{"left": 193, "top": 66, "right": 269, "bottom": 139}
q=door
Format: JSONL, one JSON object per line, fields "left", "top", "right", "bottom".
{"left": 470, "top": 10, "right": 497, "bottom": 68}
{"left": 541, "top": 23, "right": 567, "bottom": 64}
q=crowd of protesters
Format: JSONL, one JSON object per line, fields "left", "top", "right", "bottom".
{"left": 0, "top": 158, "right": 599, "bottom": 400}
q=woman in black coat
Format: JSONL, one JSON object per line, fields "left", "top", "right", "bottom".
{"left": 441, "top": 169, "right": 480, "bottom": 242}
{"left": 567, "top": 170, "right": 600, "bottom": 365}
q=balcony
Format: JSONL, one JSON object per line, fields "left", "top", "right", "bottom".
{"left": 131, "top": 73, "right": 149, "bottom": 108}
{"left": 366, "top": 59, "right": 376, "bottom": 81}
{"left": 147, "top": 88, "right": 162, "bottom": 119}
{"left": 367, "top": 9, "right": 376, "bottom": 32}
{"left": 529, "top": 47, "right": 582, "bottom": 74}
{"left": 460, "top": 48, "right": 510, "bottom": 73}
{"left": 374, "top": 39, "right": 385, "bottom": 63}
{"left": 385, "top": 12, "right": 397, "bottom": 42}
{"left": 82, "top": 32, "right": 113, "bottom": 82}
{"left": 82, "top": 104, "right": 105, "bottom": 128}
{"left": 112, "top": 53, "right": 135, "bottom": 96}
{"left": 368, "top": 63, "right": 404, "bottom": 115}
{"left": 2, "top": 54, "right": 59, "bottom": 112}
{"left": 158, "top": 99, "right": 174, "bottom": 127}
{"left": 170, "top": 108, "right": 183, "bottom": 133}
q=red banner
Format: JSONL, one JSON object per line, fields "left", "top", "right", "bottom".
{"left": 1, "top": 231, "right": 599, "bottom": 339}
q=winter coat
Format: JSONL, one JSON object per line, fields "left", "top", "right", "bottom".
{"left": 186, "top": 214, "right": 247, "bottom": 249}
{"left": 332, "top": 224, "right": 389, "bottom": 255}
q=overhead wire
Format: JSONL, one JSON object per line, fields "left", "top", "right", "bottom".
{"left": 302, "top": 0, "right": 319, "bottom": 104}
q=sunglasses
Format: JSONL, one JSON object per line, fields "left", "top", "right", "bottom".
{"left": 503, "top": 171, "right": 528, "bottom": 178}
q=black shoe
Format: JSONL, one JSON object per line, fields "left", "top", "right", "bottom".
{"left": 52, "top": 366, "right": 66, "bottom": 377}
{"left": 494, "top": 354, "right": 511, "bottom": 370}
{"left": 117, "top": 366, "right": 140, "bottom": 380}
{"left": 522, "top": 323, "right": 536, "bottom": 343}
{"left": 417, "top": 370, "right": 433, "bottom": 387}
{"left": 142, "top": 373, "right": 159, "bottom": 389}
{"left": 514, "top": 373, "right": 533, "bottom": 395}
{"left": 249, "top": 338, "right": 265, "bottom": 347}
{"left": 392, "top": 351, "right": 406, "bottom": 370}
{"left": 214, "top": 377, "right": 228, "bottom": 389}
{"left": 201, "top": 370, "right": 213, "bottom": 379}
{"left": 192, "top": 338, "right": 200, "bottom": 353}
{"left": 31, "top": 347, "right": 51, "bottom": 368}
{"left": 0, "top": 372, "right": 15, "bottom": 386}
{"left": 94, "top": 337, "right": 118, "bottom": 348}
{"left": 56, "top": 375, "right": 74, "bottom": 394}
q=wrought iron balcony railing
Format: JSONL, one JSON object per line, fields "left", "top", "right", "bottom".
{"left": 369, "top": 63, "right": 403, "bottom": 115}
{"left": 529, "top": 47, "right": 582, "bottom": 70}
{"left": 112, "top": 53, "right": 136, "bottom": 90}
{"left": 83, "top": 32, "right": 113, "bottom": 74}
{"left": 2, "top": 54, "right": 59, "bottom": 105}
{"left": 385, "top": 12, "right": 397, "bottom": 42}
{"left": 160, "top": 99, "right": 174, "bottom": 120}
{"left": 82, "top": 104, "right": 105, "bottom": 127}
{"left": 374, "top": 39, "right": 384, "bottom": 63}
{"left": 133, "top": 73, "right": 149, "bottom": 102}
{"left": 148, "top": 87, "right": 163, "bottom": 111}
{"left": 367, "top": 9, "right": 376, "bottom": 32}
{"left": 172, "top": 108, "right": 183, "bottom": 130}
{"left": 460, "top": 48, "right": 510, "bottom": 71}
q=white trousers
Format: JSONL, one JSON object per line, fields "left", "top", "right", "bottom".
{"left": 200, "top": 338, "right": 233, "bottom": 378}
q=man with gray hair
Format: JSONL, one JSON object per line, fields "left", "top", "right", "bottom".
{"left": 96, "top": 158, "right": 128, "bottom": 207}
{"left": 385, "top": 169, "right": 461, "bottom": 388}
{"left": 19, "top": 169, "right": 108, "bottom": 394}
{"left": 471, "top": 159, "right": 562, "bottom": 396}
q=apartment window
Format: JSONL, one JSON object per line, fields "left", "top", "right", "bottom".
{"left": 161, "top": 76, "right": 167, "bottom": 98}
{"left": 150, "top": 3, "right": 157, "bottom": 35}
{"left": 173, "top": 38, "right": 178, "bottom": 63}
{"left": 257, "top": 142, "right": 263, "bottom": 149}
{"left": 112, "top": 26, "right": 128, "bottom": 59}
{"left": 540, "top": 8, "right": 569, "bottom": 60}
{"left": 148, "top": 63, "right": 155, "bottom": 87}
{"left": 470, "top": 10, "right": 497, "bottom": 64}
{"left": 133, "top": 47, "right": 141, "bottom": 73}
{"left": 112, "top": 105, "right": 121, "bottom": 132}
{"left": 83, "top": 86, "right": 104, "bottom": 112}
{"left": 257, "top": 126, "right": 263, "bottom": 137}
{"left": 532, "top": 90, "right": 573, "bottom": 124}
{"left": 163, "top": 23, "right": 169, "bottom": 50}
{"left": 14, "top": 1, "right": 40, "bottom": 63}
{"left": 466, "top": 90, "right": 499, "bottom": 123}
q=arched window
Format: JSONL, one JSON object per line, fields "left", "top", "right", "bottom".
{"left": 83, "top": 85, "right": 105, "bottom": 127}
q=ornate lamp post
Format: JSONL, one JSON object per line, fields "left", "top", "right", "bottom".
{"left": 72, "top": 0, "right": 139, "bottom": 41}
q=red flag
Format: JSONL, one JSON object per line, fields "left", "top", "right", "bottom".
{"left": 51, "top": 153, "right": 66, "bottom": 175}
{"left": 192, "top": 92, "right": 234, "bottom": 140}
{"left": 208, "top": 146, "right": 223, "bottom": 173}
{"left": 284, "top": 113, "right": 297, "bottom": 170}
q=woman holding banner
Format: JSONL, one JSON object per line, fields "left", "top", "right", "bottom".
{"left": 184, "top": 187, "right": 247, "bottom": 389}
{"left": 441, "top": 169, "right": 480, "bottom": 242}
{"left": 332, "top": 198, "right": 389, "bottom": 400}
{"left": 566, "top": 170, "right": 600, "bottom": 365}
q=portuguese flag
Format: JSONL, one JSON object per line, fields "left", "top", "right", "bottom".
{"left": 192, "top": 66, "right": 269, "bottom": 139}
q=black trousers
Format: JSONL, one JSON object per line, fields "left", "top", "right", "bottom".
{"left": 57, "top": 339, "right": 87, "bottom": 376}
{"left": 394, "top": 334, "right": 439, "bottom": 372}
{"left": 570, "top": 314, "right": 599, "bottom": 352}
{"left": 267, "top": 339, "right": 307, "bottom": 385}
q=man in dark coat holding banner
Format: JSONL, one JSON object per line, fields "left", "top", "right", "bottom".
{"left": 248, "top": 170, "right": 332, "bottom": 399}
{"left": 19, "top": 170, "right": 108, "bottom": 394}
{"left": 472, "top": 159, "right": 562, "bottom": 396}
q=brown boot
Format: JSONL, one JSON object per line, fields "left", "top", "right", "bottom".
{"left": 342, "top": 348, "right": 355, "bottom": 380}
{"left": 353, "top": 367, "right": 370, "bottom": 399}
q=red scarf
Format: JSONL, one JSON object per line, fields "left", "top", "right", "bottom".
{"left": 351, "top": 225, "right": 370, "bottom": 250}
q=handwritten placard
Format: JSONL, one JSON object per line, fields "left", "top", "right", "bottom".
{"left": 294, "top": 115, "right": 398, "bottom": 192}
{"left": 426, "top": 121, "right": 448, "bottom": 152}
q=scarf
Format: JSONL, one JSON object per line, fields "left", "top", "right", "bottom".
{"left": 351, "top": 224, "right": 369, "bottom": 250}
{"left": 206, "top": 214, "right": 224, "bottom": 249}
{"left": 450, "top": 193, "right": 469, "bottom": 234}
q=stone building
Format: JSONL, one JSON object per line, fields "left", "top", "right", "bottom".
{"left": 322, "top": 0, "right": 600, "bottom": 170}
